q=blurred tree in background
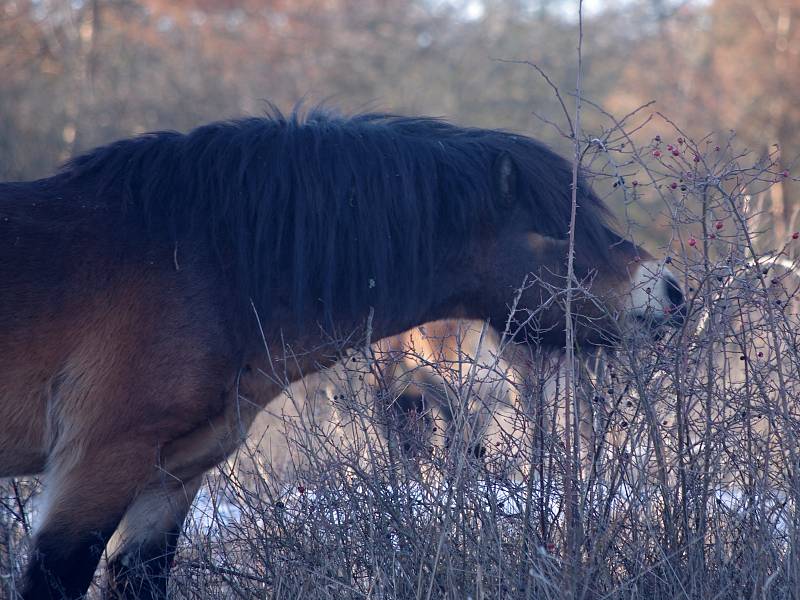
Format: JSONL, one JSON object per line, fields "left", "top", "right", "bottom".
{"left": 2, "top": 0, "right": 799, "bottom": 241}
{"left": 610, "top": 0, "right": 800, "bottom": 239}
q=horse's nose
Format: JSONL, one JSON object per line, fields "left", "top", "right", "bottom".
{"left": 627, "top": 261, "right": 686, "bottom": 328}
{"left": 662, "top": 272, "right": 686, "bottom": 325}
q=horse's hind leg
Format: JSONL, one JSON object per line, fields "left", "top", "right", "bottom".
{"left": 105, "top": 473, "right": 202, "bottom": 600}
{"left": 22, "top": 440, "right": 155, "bottom": 600}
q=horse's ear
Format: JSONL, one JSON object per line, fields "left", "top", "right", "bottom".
{"left": 494, "top": 151, "right": 517, "bottom": 206}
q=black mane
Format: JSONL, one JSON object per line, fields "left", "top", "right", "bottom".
{"left": 55, "top": 108, "right": 617, "bottom": 327}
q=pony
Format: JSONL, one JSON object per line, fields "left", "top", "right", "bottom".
{"left": 0, "top": 108, "right": 684, "bottom": 599}
{"left": 332, "top": 320, "right": 524, "bottom": 462}
{"left": 330, "top": 320, "right": 608, "bottom": 475}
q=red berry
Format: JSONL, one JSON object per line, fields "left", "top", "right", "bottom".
{"left": 677, "top": 137, "right": 684, "bottom": 144}
{"left": 708, "top": 233, "right": 716, "bottom": 239}
{"left": 672, "top": 149, "right": 680, "bottom": 156}
{"left": 758, "top": 351, "right": 764, "bottom": 358}
{"left": 783, "top": 170, "right": 790, "bottom": 178}
{"left": 632, "top": 180, "right": 639, "bottom": 187}
{"left": 715, "top": 220, "right": 723, "bottom": 230}
{"left": 667, "top": 144, "right": 674, "bottom": 151}
{"left": 655, "top": 135, "right": 661, "bottom": 142}
{"left": 653, "top": 150, "right": 662, "bottom": 158}
{"left": 792, "top": 231, "right": 800, "bottom": 240}
{"left": 298, "top": 485, "right": 306, "bottom": 494}
{"left": 688, "top": 237, "right": 697, "bottom": 247}
{"left": 693, "top": 154, "right": 700, "bottom": 162}
{"left": 670, "top": 182, "right": 678, "bottom": 189}
{"left": 715, "top": 145, "right": 721, "bottom": 151}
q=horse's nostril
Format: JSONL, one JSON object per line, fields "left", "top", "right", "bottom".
{"left": 664, "top": 276, "right": 686, "bottom": 323}
{"left": 665, "top": 277, "right": 684, "bottom": 307}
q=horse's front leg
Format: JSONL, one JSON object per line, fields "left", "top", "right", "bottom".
{"left": 106, "top": 383, "right": 266, "bottom": 599}
{"left": 105, "top": 474, "right": 203, "bottom": 600}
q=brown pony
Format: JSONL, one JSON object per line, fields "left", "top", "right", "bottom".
{"left": 0, "top": 109, "right": 683, "bottom": 599}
